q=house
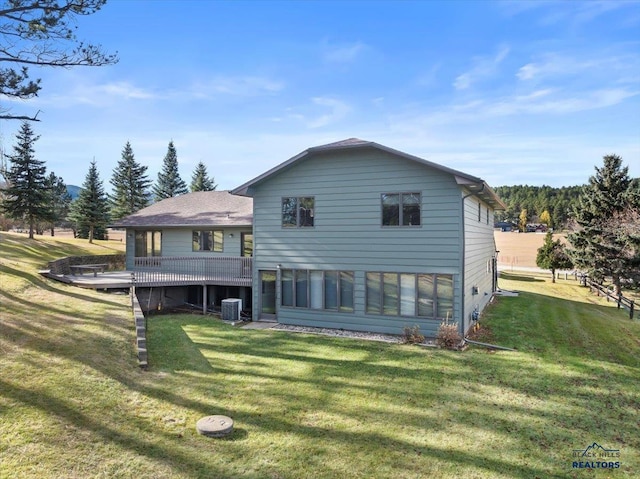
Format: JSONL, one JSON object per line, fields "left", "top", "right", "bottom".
{"left": 112, "top": 190, "right": 254, "bottom": 312}
{"left": 232, "top": 138, "right": 505, "bottom": 337}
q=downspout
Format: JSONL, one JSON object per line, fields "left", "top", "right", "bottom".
{"left": 460, "top": 183, "right": 485, "bottom": 337}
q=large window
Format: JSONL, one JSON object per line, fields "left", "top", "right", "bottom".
{"left": 382, "top": 193, "right": 421, "bottom": 226}
{"left": 282, "top": 197, "right": 314, "bottom": 228}
{"left": 192, "top": 230, "right": 223, "bottom": 252}
{"left": 135, "top": 230, "right": 161, "bottom": 257}
{"left": 281, "top": 269, "right": 353, "bottom": 312}
{"left": 366, "top": 272, "right": 453, "bottom": 319}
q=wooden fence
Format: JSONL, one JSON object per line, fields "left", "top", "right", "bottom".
{"left": 579, "top": 274, "right": 635, "bottom": 319}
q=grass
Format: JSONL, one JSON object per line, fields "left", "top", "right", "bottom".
{"left": 1, "top": 232, "right": 639, "bottom": 478}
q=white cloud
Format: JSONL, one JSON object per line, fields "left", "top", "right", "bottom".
{"left": 190, "top": 75, "right": 285, "bottom": 98}
{"left": 453, "top": 44, "right": 510, "bottom": 90}
{"left": 322, "top": 41, "right": 367, "bottom": 63}
{"left": 307, "top": 97, "right": 351, "bottom": 128}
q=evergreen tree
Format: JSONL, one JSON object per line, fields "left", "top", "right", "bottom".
{"left": 536, "top": 231, "right": 572, "bottom": 283}
{"left": 190, "top": 161, "right": 217, "bottom": 192}
{"left": 70, "top": 160, "right": 109, "bottom": 243}
{"left": 568, "top": 155, "right": 639, "bottom": 295}
{"left": 1, "top": 121, "right": 48, "bottom": 239}
{"left": 109, "top": 141, "right": 151, "bottom": 220}
{"left": 152, "top": 141, "right": 188, "bottom": 201}
{"left": 44, "top": 172, "right": 71, "bottom": 236}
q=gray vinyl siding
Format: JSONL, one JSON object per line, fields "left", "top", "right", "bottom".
{"left": 125, "top": 226, "right": 251, "bottom": 269}
{"left": 462, "top": 195, "right": 497, "bottom": 334}
{"left": 251, "top": 148, "right": 464, "bottom": 336}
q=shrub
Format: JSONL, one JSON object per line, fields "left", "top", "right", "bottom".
{"left": 436, "top": 321, "right": 462, "bottom": 350}
{"left": 402, "top": 325, "right": 425, "bottom": 344}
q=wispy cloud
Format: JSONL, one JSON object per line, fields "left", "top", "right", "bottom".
{"left": 288, "top": 97, "right": 352, "bottom": 129}
{"left": 190, "top": 75, "right": 285, "bottom": 98}
{"left": 454, "top": 44, "right": 510, "bottom": 90}
{"left": 322, "top": 40, "right": 367, "bottom": 63}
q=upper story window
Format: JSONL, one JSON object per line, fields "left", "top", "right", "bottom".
{"left": 382, "top": 193, "right": 421, "bottom": 226}
{"left": 282, "top": 197, "right": 314, "bottom": 228}
{"left": 192, "top": 230, "right": 223, "bottom": 252}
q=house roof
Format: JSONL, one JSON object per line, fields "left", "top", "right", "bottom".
{"left": 232, "top": 138, "right": 506, "bottom": 210}
{"left": 110, "top": 191, "right": 253, "bottom": 228}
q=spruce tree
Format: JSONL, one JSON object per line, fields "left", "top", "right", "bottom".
{"left": 152, "top": 141, "right": 188, "bottom": 201}
{"left": 568, "top": 154, "right": 639, "bottom": 295}
{"left": 70, "top": 160, "right": 110, "bottom": 243}
{"left": 44, "top": 172, "right": 72, "bottom": 236}
{"left": 109, "top": 141, "right": 151, "bottom": 220}
{"left": 1, "top": 121, "right": 48, "bottom": 239}
{"left": 190, "top": 161, "right": 217, "bottom": 192}
{"left": 536, "top": 231, "right": 572, "bottom": 283}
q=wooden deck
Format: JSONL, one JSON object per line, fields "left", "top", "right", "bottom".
{"left": 42, "top": 256, "right": 254, "bottom": 289}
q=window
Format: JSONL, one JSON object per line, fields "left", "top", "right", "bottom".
{"left": 281, "top": 269, "right": 353, "bottom": 312}
{"left": 366, "top": 272, "right": 453, "bottom": 318}
{"left": 192, "top": 230, "right": 223, "bottom": 252}
{"left": 241, "top": 233, "right": 253, "bottom": 257}
{"left": 486, "top": 208, "right": 490, "bottom": 225}
{"left": 382, "top": 193, "right": 421, "bottom": 226}
{"left": 282, "top": 197, "right": 314, "bottom": 227}
{"left": 478, "top": 202, "right": 481, "bottom": 221}
{"left": 135, "top": 230, "right": 161, "bottom": 257}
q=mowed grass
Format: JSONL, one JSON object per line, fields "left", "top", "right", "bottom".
{"left": 1, "top": 232, "right": 639, "bottom": 478}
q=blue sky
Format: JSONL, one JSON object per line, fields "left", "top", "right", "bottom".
{"left": 1, "top": 0, "right": 639, "bottom": 190}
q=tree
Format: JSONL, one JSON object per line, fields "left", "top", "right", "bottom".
{"left": 1, "top": 121, "right": 48, "bottom": 238}
{"left": 539, "top": 210, "right": 552, "bottom": 228}
{"left": 568, "top": 155, "right": 640, "bottom": 295}
{"left": 190, "top": 161, "right": 217, "bottom": 192}
{"left": 44, "top": 171, "right": 71, "bottom": 236}
{"left": 69, "top": 159, "right": 109, "bottom": 243}
{"left": 536, "top": 231, "right": 572, "bottom": 283}
{"left": 518, "top": 209, "right": 528, "bottom": 232}
{"left": 109, "top": 141, "right": 151, "bottom": 221}
{"left": 152, "top": 141, "right": 188, "bottom": 201}
{"left": 0, "top": 0, "right": 118, "bottom": 121}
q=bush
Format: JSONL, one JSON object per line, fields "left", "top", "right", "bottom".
{"left": 436, "top": 321, "right": 462, "bottom": 350}
{"left": 402, "top": 325, "right": 425, "bottom": 344}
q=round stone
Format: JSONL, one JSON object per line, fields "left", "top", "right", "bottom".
{"left": 196, "top": 415, "right": 234, "bottom": 437}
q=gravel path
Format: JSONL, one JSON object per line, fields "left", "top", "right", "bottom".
{"left": 271, "top": 323, "right": 436, "bottom": 346}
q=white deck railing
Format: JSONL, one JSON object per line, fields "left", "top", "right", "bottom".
{"left": 133, "top": 256, "right": 252, "bottom": 287}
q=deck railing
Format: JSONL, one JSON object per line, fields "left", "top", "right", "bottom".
{"left": 133, "top": 256, "right": 252, "bottom": 287}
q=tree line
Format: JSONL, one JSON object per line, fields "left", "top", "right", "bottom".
{"left": 494, "top": 184, "right": 584, "bottom": 229}
{"left": 0, "top": 121, "right": 217, "bottom": 241}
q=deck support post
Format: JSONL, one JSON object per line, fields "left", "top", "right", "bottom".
{"left": 203, "top": 285, "right": 208, "bottom": 315}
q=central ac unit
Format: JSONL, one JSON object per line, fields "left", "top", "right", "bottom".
{"left": 221, "top": 298, "right": 242, "bottom": 322}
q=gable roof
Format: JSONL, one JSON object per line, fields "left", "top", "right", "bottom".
{"left": 232, "top": 138, "right": 505, "bottom": 209}
{"left": 111, "top": 191, "right": 253, "bottom": 228}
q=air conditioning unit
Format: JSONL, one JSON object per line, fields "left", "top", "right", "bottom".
{"left": 221, "top": 298, "right": 242, "bottom": 322}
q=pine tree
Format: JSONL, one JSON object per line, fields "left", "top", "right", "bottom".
{"left": 70, "top": 160, "right": 110, "bottom": 243}
{"left": 190, "top": 161, "right": 217, "bottom": 192}
{"left": 44, "top": 172, "right": 71, "bottom": 236}
{"left": 568, "top": 154, "right": 639, "bottom": 295}
{"left": 536, "top": 231, "right": 572, "bottom": 283}
{"left": 152, "top": 141, "right": 188, "bottom": 201}
{"left": 109, "top": 141, "right": 151, "bottom": 220}
{"left": 1, "top": 122, "right": 48, "bottom": 239}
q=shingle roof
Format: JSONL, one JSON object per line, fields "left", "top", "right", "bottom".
{"left": 111, "top": 191, "right": 253, "bottom": 228}
{"left": 232, "top": 138, "right": 505, "bottom": 209}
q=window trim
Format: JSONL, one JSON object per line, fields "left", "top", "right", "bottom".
{"left": 192, "top": 229, "right": 224, "bottom": 252}
{"left": 281, "top": 269, "right": 354, "bottom": 312}
{"left": 366, "top": 271, "right": 454, "bottom": 319}
{"left": 282, "top": 196, "right": 315, "bottom": 228}
{"left": 381, "top": 192, "right": 422, "bottom": 227}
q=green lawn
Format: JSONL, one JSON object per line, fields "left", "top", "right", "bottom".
{"left": 1, "top": 232, "right": 638, "bottom": 478}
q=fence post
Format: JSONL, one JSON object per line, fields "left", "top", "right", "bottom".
{"left": 631, "top": 301, "right": 635, "bottom": 320}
